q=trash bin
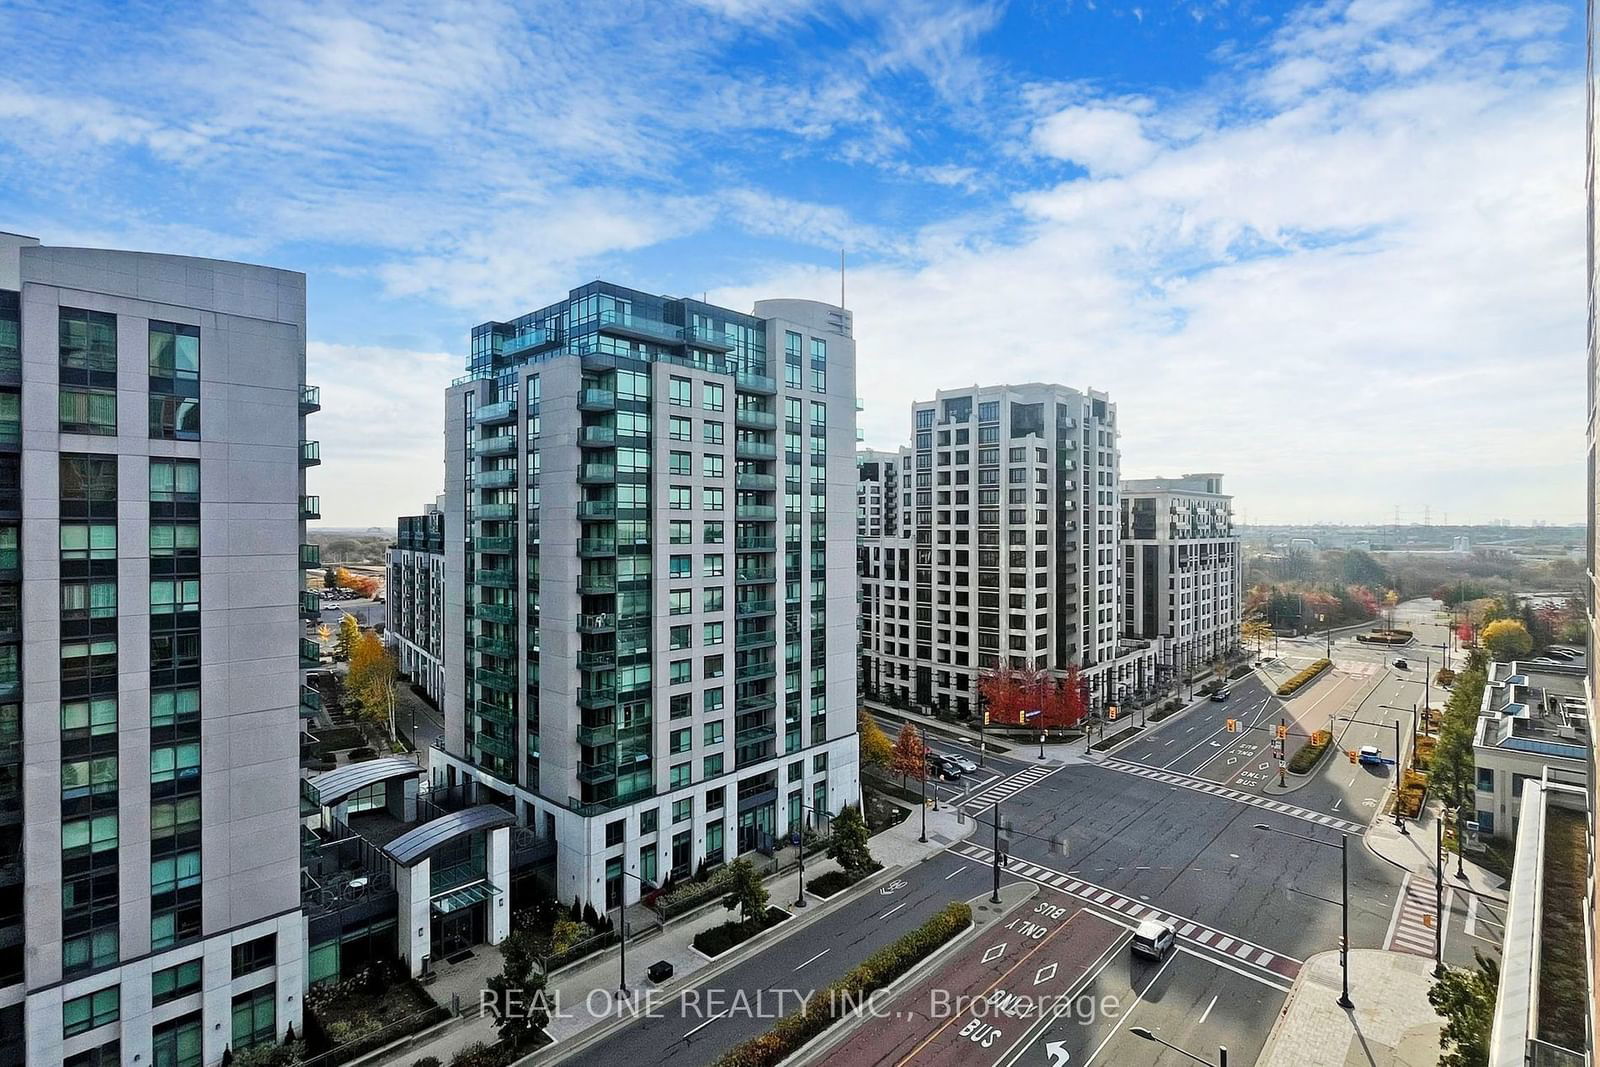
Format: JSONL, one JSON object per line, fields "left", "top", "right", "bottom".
{"left": 648, "top": 960, "right": 674, "bottom": 983}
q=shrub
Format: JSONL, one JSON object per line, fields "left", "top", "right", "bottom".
{"left": 1287, "top": 733, "right": 1331, "bottom": 774}
{"left": 712, "top": 902, "right": 972, "bottom": 1067}
{"left": 1229, "top": 665, "right": 1252, "bottom": 681}
{"left": 414, "top": 1059, "right": 443, "bottom": 1067}
{"left": 1436, "top": 668, "right": 1456, "bottom": 687}
{"left": 693, "top": 907, "right": 789, "bottom": 957}
{"left": 1276, "top": 658, "right": 1332, "bottom": 697}
{"left": 807, "top": 862, "right": 883, "bottom": 899}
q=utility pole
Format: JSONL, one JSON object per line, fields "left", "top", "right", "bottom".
{"left": 991, "top": 800, "right": 1002, "bottom": 904}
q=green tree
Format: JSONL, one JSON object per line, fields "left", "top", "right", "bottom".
{"left": 1481, "top": 618, "right": 1533, "bottom": 662}
{"left": 857, "top": 711, "right": 893, "bottom": 771}
{"left": 1428, "top": 950, "right": 1498, "bottom": 1067}
{"left": 335, "top": 613, "right": 360, "bottom": 661}
{"left": 347, "top": 631, "right": 398, "bottom": 740}
{"left": 721, "top": 858, "right": 769, "bottom": 926}
{"left": 484, "top": 931, "right": 550, "bottom": 1047}
{"left": 1341, "top": 549, "right": 1389, "bottom": 588}
{"left": 826, "top": 804, "right": 875, "bottom": 879}
{"left": 1431, "top": 660, "right": 1489, "bottom": 807}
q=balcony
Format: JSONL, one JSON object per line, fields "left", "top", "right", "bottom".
{"left": 475, "top": 732, "right": 514, "bottom": 761}
{"left": 578, "top": 499, "right": 617, "bottom": 520}
{"left": 300, "top": 385, "right": 321, "bottom": 414}
{"left": 477, "top": 469, "right": 516, "bottom": 490}
{"left": 475, "top": 603, "right": 515, "bottom": 624}
{"left": 300, "top": 590, "right": 321, "bottom": 620}
{"left": 577, "top": 612, "right": 616, "bottom": 633}
{"left": 736, "top": 371, "right": 777, "bottom": 394}
{"left": 475, "top": 700, "right": 515, "bottom": 726}
{"left": 735, "top": 535, "right": 775, "bottom": 551}
{"left": 300, "top": 685, "right": 322, "bottom": 716}
{"left": 577, "top": 762, "right": 617, "bottom": 785}
{"left": 684, "top": 324, "right": 734, "bottom": 351}
{"left": 736, "top": 599, "right": 776, "bottom": 618}
{"left": 476, "top": 535, "right": 515, "bottom": 554}
{"left": 578, "top": 687, "right": 616, "bottom": 711}
{"left": 736, "top": 660, "right": 775, "bottom": 682}
{"left": 736, "top": 505, "right": 776, "bottom": 521}
{"left": 579, "top": 425, "right": 617, "bottom": 448}
{"left": 578, "top": 574, "right": 616, "bottom": 595}
{"left": 735, "top": 692, "right": 776, "bottom": 713}
{"left": 300, "top": 441, "right": 321, "bottom": 467}
{"left": 597, "top": 308, "right": 685, "bottom": 345}
{"left": 477, "top": 434, "right": 516, "bottom": 457}
{"left": 735, "top": 724, "right": 778, "bottom": 746}
{"left": 299, "top": 495, "right": 321, "bottom": 520}
{"left": 476, "top": 667, "right": 518, "bottom": 692}
{"left": 300, "top": 638, "right": 321, "bottom": 669}
{"left": 736, "top": 409, "right": 777, "bottom": 430}
{"left": 578, "top": 538, "right": 617, "bottom": 558}
{"left": 476, "top": 503, "right": 516, "bottom": 521}
{"left": 735, "top": 473, "right": 776, "bottom": 491}
{"left": 579, "top": 388, "right": 616, "bottom": 412}
{"left": 502, "top": 325, "right": 558, "bottom": 358}
{"left": 475, "top": 401, "right": 517, "bottom": 425}
{"left": 577, "top": 649, "right": 615, "bottom": 671}
{"left": 579, "top": 463, "right": 616, "bottom": 484}
{"left": 300, "top": 544, "right": 320, "bottom": 568}
{"left": 736, "top": 628, "right": 776, "bottom": 649}
{"left": 736, "top": 567, "right": 776, "bottom": 584}
{"left": 577, "top": 721, "right": 616, "bottom": 747}
{"left": 735, "top": 440, "right": 777, "bottom": 461}
{"left": 1061, "top": 480, "right": 1077, "bottom": 492}
{"left": 475, "top": 568, "right": 515, "bottom": 588}
{"left": 475, "top": 635, "right": 515, "bottom": 657}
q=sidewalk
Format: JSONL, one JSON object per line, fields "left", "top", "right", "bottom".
{"left": 1256, "top": 949, "right": 1445, "bottom": 1067}
{"left": 1366, "top": 803, "right": 1506, "bottom": 898}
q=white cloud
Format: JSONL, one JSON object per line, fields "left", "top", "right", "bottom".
{"left": 1031, "top": 105, "right": 1159, "bottom": 176}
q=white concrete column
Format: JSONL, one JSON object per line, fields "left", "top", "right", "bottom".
{"left": 488, "top": 826, "right": 511, "bottom": 945}
{"left": 397, "top": 859, "right": 432, "bottom": 977}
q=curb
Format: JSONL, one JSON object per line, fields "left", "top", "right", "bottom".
{"left": 523, "top": 859, "right": 913, "bottom": 1065}
{"left": 785, "top": 883, "right": 1040, "bottom": 1067}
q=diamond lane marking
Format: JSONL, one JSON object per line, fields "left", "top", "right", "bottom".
{"left": 982, "top": 943, "right": 1007, "bottom": 963}
{"left": 1034, "top": 963, "right": 1058, "bottom": 985}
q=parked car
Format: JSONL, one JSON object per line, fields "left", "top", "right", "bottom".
{"left": 1131, "top": 918, "right": 1177, "bottom": 960}
{"left": 1209, "top": 687, "right": 1230, "bottom": 702}
{"left": 925, "top": 754, "right": 962, "bottom": 781}
{"left": 1358, "top": 744, "right": 1383, "bottom": 766}
{"left": 941, "top": 752, "right": 978, "bottom": 774}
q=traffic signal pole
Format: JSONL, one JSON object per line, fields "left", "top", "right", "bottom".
{"left": 991, "top": 800, "right": 1002, "bottom": 904}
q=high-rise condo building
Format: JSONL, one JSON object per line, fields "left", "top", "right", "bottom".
{"left": 388, "top": 498, "right": 447, "bottom": 706}
{"left": 0, "top": 234, "right": 309, "bottom": 1066}
{"left": 857, "top": 383, "right": 1159, "bottom": 716}
{"left": 1120, "top": 474, "right": 1241, "bottom": 674}
{"left": 431, "top": 282, "right": 860, "bottom": 912}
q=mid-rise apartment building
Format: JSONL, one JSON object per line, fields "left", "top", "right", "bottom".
{"left": 0, "top": 234, "right": 309, "bottom": 1066}
{"left": 388, "top": 500, "right": 446, "bottom": 705}
{"left": 856, "top": 448, "right": 903, "bottom": 539}
{"left": 1121, "top": 474, "right": 1241, "bottom": 676}
{"left": 858, "top": 383, "right": 1158, "bottom": 716}
{"left": 430, "top": 281, "right": 860, "bottom": 913}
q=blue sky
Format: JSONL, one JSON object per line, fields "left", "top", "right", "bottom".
{"left": 0, "top": 0, "right": 1585, "bottom": 526}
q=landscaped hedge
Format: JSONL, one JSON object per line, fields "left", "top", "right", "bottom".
{"left": 1356, "top": 630, "right": 1413, "bottom": 645}
{"left": 711, "top": 901, "right": 973, "bottom": 1067}
{"left": 1276, "top": 658, "right": 1332, "bottom": 696}
{"left": 1229, "top": 665, "right": 1252, "bottom": 681}
{"left": 653, "top": 865, "right": 736, "bottom": 921}
{"left": 1287, "top": 733, "right": 1331, "bottom": 774}
{"left": 807, "top": 862, "right": 884, "bottom": 900}
{"left": 693, "top": 906, "right": 790, "bottom": 957}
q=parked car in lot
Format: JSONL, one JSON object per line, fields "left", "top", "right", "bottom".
{"left": 1358, "top": 744, "right": 1383, "bottom": 766}
{"left": 1131, "top": 919, "right": 1177, "bottom": 960}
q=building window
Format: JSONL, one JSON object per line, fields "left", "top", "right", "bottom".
{"left": 149, "top": 320, "right": 199, "bottom": 382}
{"left": 63, "top": 985, "right": 119, "bottom": 1037}
{"left": 669, "top": 416, "right": 692, "bottom": 441}
{"left": 703, "top": 420, "right": 723, "bottom": 445}
{"left": 152, "top": 959, "right": 202, "bottom": 1005}
{"left": 704, "top": 721, "right": 725, "bottom": 745}
{"left": 640, "top": 808, "right": 658, "bottom": 834}
{"left": 704, "top": 754, "right": 724, "bottom": 777}
{"left": 150, "top": 579, "right": 200, "bottom": 614}
{"left": 669, "top": 451, "right": 691, "bottom": 476}
{"left": 669, "top": 520, "right": 692, "bottom": 545}
{"left": 670, "top": 728, "right": 692, "bottom": 754}
{"left": 810, "top": 337, "right": 826, "bottom": 392}
{"left": 668, "top": 590, "right": 691, "bottom": 615}
{"left": 59, "top": 308, "right": 117, "bottom": 377}
{"left": 231, "top": 933, "right": 277, "bottom": 978}
{"left": 149, "top": 459, "right": 200, "bottom": 504}
{"left": 703, "top": 554, "right": 723, "bottom": 578}
{"left": 669, "top": 660, "right": 691, "bottom": 685}
{"left": 704, "top": 521, "right": 724, "bottom": 543}
{"left": 152, "top": 1011, "right": 203, "bottom": 1067}
{"left": 60, "top": 580, "right": 116, "bottom": 621}
{"left": 669, "top": 762, "right": 691, "bottom": 789}
{"left": 61, "top": 697, "right": 117, "bottom": 744}
{"left": 150, "top": 687, "right": 199, "bottom": 729}
{"left": 669, "top": 486, "right": 691, "bottom": 510}
{"left": 703, "top": 621, "right": 723, "bottom": 644}
{"left": 669, "top": 377, "right": 692, "bottom": 406}
{"left": 59, "top": 388, "right": 116, "bottom": 435}
{"left": 605, "top": 820, "right": 625, "bottom": 847}
{"left": 231, "top": 985, "right": 276, "bottom": 1052}
{"left": 669, "top": 624, "right": 691, "bottom": 650}
{"left": 65, "top": 1042, "right": 121, "bottom": 1067}
{"left": 703, "top": 488, "right": 723, "bottom": 511}
{"left": 703, "top": 454, "right": 723, "bottom": 478}
{"left": 60, "top": 524, "right": 116, "bottom": 561}
{"left": 672, "top": 798, "right": 692, "bottom": 823}
{"left": 703, "top": 382, "right": 724, "bottom": 412}
{"left": 149, "top": 395, "right": 201, "bottom": 440}
{"left": 669, "top": 555, "right": 691, "bottom": 579}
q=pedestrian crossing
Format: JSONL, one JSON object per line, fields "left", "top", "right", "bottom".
{"left": 1339, "top": 661, "right": 1381, "bottom": 677}
{"left": 1100, "top": 757, "right": 1367, "bottom": 836}
{"left": 961, "top": 763, "right": 1061, "bottom": 810}
{"left": 952, "top": 841, "right": 1300, "bottom": 984}
{"left": 1386, "top": 873, "right": 1447, "bottom": 957}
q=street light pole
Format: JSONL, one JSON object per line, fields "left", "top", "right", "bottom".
{"left": 1129, "top": 1027, "right": 1227, "bottom": 1066}
{"left": 1433, "top": 816, "right": 1444, "bottom": 976}
{"left": 616, "top": 867, "right": 658, "bottom": 997}
{"left": 990, "top": 800, "right": 1002, "bottom": 904}
{"left": 918, "top": 725, "right": 929, "bottom": 844}
{"left": 1255, "top": 823, "right": 1351, "bottom": 1009}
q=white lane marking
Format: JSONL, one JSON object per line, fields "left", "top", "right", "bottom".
{"left": 1177, "top": 945, "right": 1293, "bottom": 993}
{"left": 1081, "top": 950, "right": 1179, "bottom": 1066}
{"left": 683, "top": 1009, "right": 727, "bottom": 1039}
{"left": 881, "top": 901, "right": 908, "bottom": 919}
{"left": 794, "top": 948, "right": 830, "bottom": 971}
{"left": 1199, "top": 993, "right": 1219, "bottom": 1025}
{"left": 1464, "top": 895, "right": 1478, "bottom": 937}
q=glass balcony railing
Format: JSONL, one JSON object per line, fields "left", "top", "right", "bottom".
{"left": 476, "top": 667, "right": 518, "bottom": 692}
{"left": 685, "top": 324, "right": 734, "bottom": 350}
{"left": 578, "top": 538, "right": 617, "bottom": 557}
{"left": 736, "top": 628, "right": 776, "bottom": 649}
{"left": 735, "top": 473, "right": 776, "bottom": 491}
{"left": 735, "top": 440, "right": 777, "bottom": 460}
{"left": 300, "top": 384, "right": 321, "bottom": 414}
{"left": 300, "top": 685, "right": 322, "bottom": 716}
{"left": 579, "top": 388, "right": 615, "bottom": 412}
{"left": 476, "top": 603, "right": 515, "bottom": 624}
{"left": 300, "top": 591, "right": 321, "bottom": 619}
{"left": 735, "top": 409, "right": 777, "bottom": 430}
{"left": 475, "top": 732, "right": 514, "bottom": 761}
{"left": 580, "top": 426, "right": 616, "bottom": 448}
{"left": 299, "top": 441, "right": 321, "bottom": 467}
{"left": 736, "top": 568, "right": 776, "bottom": 584}
{"left": 502, "top": 325, "right": 559, "bottom": 358}
{"left": 736, "top": 599, "right": 776, "bottom": 618}
{"left": 735, "top": 535, "right": 775, "bottom": 551}
{"left": 476, "top": 503, "right": 516, "bottom": 521}
{"left": 578, "top": 687, "right": 616, "bottom": 710}
{"left": 577, "top": 613, "right": 616, "bottom": 633}
{"left": 579, "top": 464, "right": 616, "bottom": 484}
{"left": 300, "top": 544, "right": 320, "bottom": 568}
{"left": 475, "top": 535, "right": 515, "bottom": 553}
{"left": 300, "top": 638, "right": 321, "bottom": 668}
{"left": 477, "top": 469, "right": 516, "bottom": 489}
{"left": 577, "top": 649, "right": 615, "bottom": 670}
{"left": 736, "top": 371, "right": 777, "bottom": 393}
{"left": 475, "top": 569, "right": 515, "bottom": 588}
{"left": 578, "top": 499, "right": 616, "bottom": 519}
{"left": 299, "top": 495, "right": 321, "bottom": 520}
{"left": 736, "top": 505, "right": 776, "bottom": 521}
{"left": 578, "top": 574, "right": 616, "bottom": 594}
{"left": 596, "top": 307, "right": 685, "bottom": 344}
{"left": 577, "top": 722, "right": 616, "bottom": 747}
{"left": 475, "top": 636, "right": 515, "bottom": 657}
{"left": 477, "top": 433, "right": 516, "bottom": 457}
{"left": 578, "top": 762, "right": 617, "bottom": 784}
{"left": 736, "top": 661, "right": 775, "bottom": 682}
{"left": 475, "top": 401, "right": 517, "bottom": 425}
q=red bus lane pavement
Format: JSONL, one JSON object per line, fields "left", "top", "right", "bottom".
{"left": 819, "top": 901, "right": 1128, "bottom": 1067}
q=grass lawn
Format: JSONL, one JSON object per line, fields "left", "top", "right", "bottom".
{"left": 692, "top": 906, "right": 791, "bottom": 958}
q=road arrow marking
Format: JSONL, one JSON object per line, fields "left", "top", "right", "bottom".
{"left": 1045, "top": 1040, "right": 1070, "bottom": 1066}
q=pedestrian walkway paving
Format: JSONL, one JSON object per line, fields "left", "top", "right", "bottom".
{"left": 1385, "top": 872, "right": 1449, "bottom": 958}
{"left": 1256, "top": 949, "right": 1444, "bottom": 1067}
{"left": 960, "top": 763, "right": 1060, "bottom": 809}
{"left": 1339, "top": 660, "right": 1382, "bottom": 677}
{"left": 950, "top": 841, "right": 1300, "bottom": 982}
{"left": 1099, "top": 756, "right": 1367, "bottom": 835}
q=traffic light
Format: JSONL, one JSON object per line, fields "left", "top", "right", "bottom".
{"left": 1107, "top": 705, "right": 1119, "bottom": 721}
{"left": 1347, "top": 749, "right": 1358, "bottom": 764}
{"left": 1225, "top": 718, "right": 1238, "bottom": 733}
{"left": 1275, "top": 724, "right": 1289, "bottom": 740}
{"left": 983, "top": 711, "right": 990, "bottom": 725}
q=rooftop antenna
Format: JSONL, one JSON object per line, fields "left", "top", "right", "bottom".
{"left": 840, "top": 249, "right": 846, "bottom": 310}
